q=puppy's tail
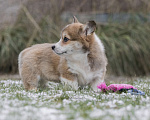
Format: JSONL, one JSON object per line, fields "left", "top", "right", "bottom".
{"left": 18, "top": 51, "right": 23, "bottom": 77}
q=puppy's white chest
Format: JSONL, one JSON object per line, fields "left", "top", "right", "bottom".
{"left": 67, "top": 53, "right": 94, "bottom": 85}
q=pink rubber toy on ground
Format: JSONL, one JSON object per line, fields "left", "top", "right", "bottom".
{"left": 97, "top": 82, "right": 137, "bottom": 92}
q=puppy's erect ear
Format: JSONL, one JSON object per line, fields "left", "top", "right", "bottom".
{"left": 72, "top": 16, "right": 79, "bottom": 23}
{"left": 83, "top": 21, "right": 96, "bottom": 36}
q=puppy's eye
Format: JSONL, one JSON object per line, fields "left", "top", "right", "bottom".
{"left": 63, "top": 37, "right": 69, "bottom": 42}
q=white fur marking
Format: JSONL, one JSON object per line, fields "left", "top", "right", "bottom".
{"left": 67, "top": 52, "right": 92, "bottom": 86}
{"left": 94, "top": 33, "right": 105, "bottom": 52}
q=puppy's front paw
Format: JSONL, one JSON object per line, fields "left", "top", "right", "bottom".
{"left": 28, "top": 87, "right": 38, "bottom": 92}
{"left": 61, "top": 77, "right": 78, "bottom": 90}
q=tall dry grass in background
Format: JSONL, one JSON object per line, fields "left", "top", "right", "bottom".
{"left": 98, "top": 23, "right": 150, "bottom": 76}
{"left": 0, "top": 0, "right": 150, "bottom": 76}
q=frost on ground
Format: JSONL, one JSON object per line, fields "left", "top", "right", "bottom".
{"left": 0, "top": 78, "right": 150, "bottom": 120}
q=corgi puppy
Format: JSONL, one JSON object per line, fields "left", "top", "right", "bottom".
{"left": 18, "top": 16, "right": 107, "bottom": 91}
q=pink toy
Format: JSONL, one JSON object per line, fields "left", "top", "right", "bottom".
{"left": 97, "top": 82, "right": 137, "bottom": 92}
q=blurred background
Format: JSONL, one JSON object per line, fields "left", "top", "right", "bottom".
{"left": 0, "top": 0, "right": 150, "bottom": 77}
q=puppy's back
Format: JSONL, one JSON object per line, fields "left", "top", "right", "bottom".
{"left": 18, "top": 43, "right": 52, "bottom": 75}
{"left": 18, "top": 43, "right": 61, "bottom": 90}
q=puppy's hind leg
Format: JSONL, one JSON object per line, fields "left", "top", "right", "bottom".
{"left": 38, "top": 77, "right": 48, "bottom": 89}
{"left": 21, "top": 66, "right": 40, "bottom": 91}
{"left": 22, "top": 75, "right": 40, "bottom": 91}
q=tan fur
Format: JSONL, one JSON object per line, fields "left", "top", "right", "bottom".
{"left": 19, "top": 43, "right": 60, "bottom": 90}
{"left": 18, "top": 18, "right": 107, "bottom": 91}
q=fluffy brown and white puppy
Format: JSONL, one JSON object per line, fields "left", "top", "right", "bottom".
{"left": 18, "top": 17, "right": 107, "bottom": 91}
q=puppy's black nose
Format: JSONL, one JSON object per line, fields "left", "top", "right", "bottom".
{"left": 52, "top": 45, "right": 55, "bottom": 50}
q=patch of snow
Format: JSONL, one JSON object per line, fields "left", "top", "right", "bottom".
{"left": 0, "top": 79, "right": 150, "bottom": 120}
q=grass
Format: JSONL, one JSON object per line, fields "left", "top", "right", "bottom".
{"left": 0, "top": 78, "right": 150, "bottom": 120}
{"left": 98, "top": 22, "right": 150, "bottom": 76}
{"left": 0, "top": 13, "right": 60, "bottom": 73}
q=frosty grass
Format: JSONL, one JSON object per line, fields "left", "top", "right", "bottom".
{"left": 0, "top": 78, "right": 150, "bottom": 120}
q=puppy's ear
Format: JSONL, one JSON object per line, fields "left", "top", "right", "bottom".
{"left": 82, "top": 21, "right": 96, "bottom": 36}
{"left": 72, "top": 16, "right": 79, "bottom": 23}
